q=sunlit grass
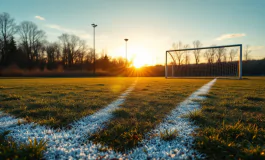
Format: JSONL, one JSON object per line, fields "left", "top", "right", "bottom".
{"left": 0, "top": 77, "right": 136, "bottom": 128}
{"left": 159, "top": 129, "right": 179, "bottom": 141}
{"left": 194, "top": 77, "right": 265, "bottom": 159}
{"left": 89, "top": 78, "right": 210, "bottom": 151}
{"left": 2, "top": 77, "right": 264, "bottom": 158}
{"left": 183, "top": 109, "right": 204, "bottom": 124}
{"left": 0, "top": 131, "right": 47, "bottom": 159}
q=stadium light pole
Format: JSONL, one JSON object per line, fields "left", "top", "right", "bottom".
{"left": 92, "top": 23, "right": 97, "bottom": 75}
{"left": 124, "top": 38, "right": 128, "bottom": 67}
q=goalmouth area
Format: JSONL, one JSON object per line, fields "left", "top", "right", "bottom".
{"left": 165, "top": 44, "right": 243, "bottom": 79}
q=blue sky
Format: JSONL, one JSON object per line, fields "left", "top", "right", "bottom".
{"left": 1, "top": 0, "right": 264, "bottom": 64}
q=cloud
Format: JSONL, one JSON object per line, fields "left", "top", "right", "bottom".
{"left": 35, "top": 15, "right": 45, "bottom": 21}
{"left": 249, "top": 46, "right": 264, "bottom": 51}
{"left": 45, "top": 24, "right": 91, "bottom": 40}
{"left": 46, "top": 24, "right": 69, "bottom": 32}
{"left": 215, "top": 33, "right": 246, "bottom": 40}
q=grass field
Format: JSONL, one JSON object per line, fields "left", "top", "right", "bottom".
{"left": 90, "top": 78, "right": 210, "bottom": 151}
{"left": 1, "top": 77, "right": 265, "bottom": 159}
{"left": 0, "top": 78, "right": 136, "bottom": 128}
{"left": 193, "top": 77, "right": 265, "bottom": 159}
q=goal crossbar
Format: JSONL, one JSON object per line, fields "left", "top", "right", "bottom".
{"left": 165, "top": 44, "right": 243, "bottom": 79}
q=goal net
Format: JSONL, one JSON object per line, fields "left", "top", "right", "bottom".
{"left": 165, "top": 44, "right": 243, "bottom": 79}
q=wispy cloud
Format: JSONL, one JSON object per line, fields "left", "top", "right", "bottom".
{"left": 46, "top": 24, "right": 72, "bottom": 33}
{"left": 35, "top": 15, "right": 45, "bottom": 21}
{"left": 45, "top": 24, "right": 92, "bottom": 39}
{"left": 215, "top": 33, "right": 246, "bottom": 40}
{"left": 249, "top": 46, "right": 264, "bottom": 51}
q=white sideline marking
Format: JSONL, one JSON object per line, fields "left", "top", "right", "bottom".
{"left": 0, "top": 81, "right": 137, "bottom": 159}
{"left": 0, "top": 79, "right": 216, "bottom": 159}
{"left": 127, "top": 78, "right": 217, "bottom": 159}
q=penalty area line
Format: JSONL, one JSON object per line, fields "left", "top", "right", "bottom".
{"left": 127, "top": 79, "right": 217, "bottom": 159}
{"left": 0, "top": 79, "right": 216, "bottom": 159}
{"left": 0, "top": 80, "right": 137, "bottom": 159}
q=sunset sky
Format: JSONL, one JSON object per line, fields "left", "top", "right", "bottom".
{"left": 1, "top": 0, "right": 264, "bottom": 65}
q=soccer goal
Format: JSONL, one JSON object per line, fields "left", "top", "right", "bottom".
{"left": 165, "top": 44, "right": 243, "bottom": 79}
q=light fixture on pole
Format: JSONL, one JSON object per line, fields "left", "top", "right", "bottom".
{"left": 124, "top": 38, "right": 128, "bottom": 67}
{"left": 92, "top": 23, "right": 97, "bottom": 75}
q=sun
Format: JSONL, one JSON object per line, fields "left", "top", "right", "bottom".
{"left": 114, "top": 45, "right": 154, "bottom": 68}
{"left": 133, "top": 58, "right": 145, "bottom": 68}
{"left": 131, "top": 47, "right": 153, "bottom": 68}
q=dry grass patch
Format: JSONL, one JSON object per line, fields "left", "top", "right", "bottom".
{"left": 0, "top": 77, "right": 136, "bottom": 128}
{"left": 194, "top": 77, "right": 265, "bottom": 159}
{"left": 90, "top": 78, "right": 210, "bottom": 151}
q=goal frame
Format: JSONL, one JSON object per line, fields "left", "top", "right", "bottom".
{"left": 165, "top": 44, "right": 243, "bottom": 79}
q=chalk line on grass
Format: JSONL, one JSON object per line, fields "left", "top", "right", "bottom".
{"left": 127, "top": 78, "right": 217, "bottom": 159}
{"left": 0, "top": 79, "right": 216, "bottom": 159}
{"left": 0, "top": 81, "right": 137, "bottom": 159}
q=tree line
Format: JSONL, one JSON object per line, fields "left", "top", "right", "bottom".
{"left": 169, "top": 41, "right": 265, "bottom": 76}
{"left": 171, "top": 40, "right": 252, "bottom": 66}
{"left": 0, "top": 12, "right": 127, "bottom": 73}
{"left": 1, "top": 12, "right": 264, "bottom": 77}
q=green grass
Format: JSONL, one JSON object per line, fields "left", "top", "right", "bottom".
{"left": 193, "top": 77, "right": 265, "bottom": 159}
{"left": 0, "top": 131, "right": 47, "bottom": 159}
{"left": 159, "top": 129, "right": 179, "bottom": 141}
{"left": 0, "top": 77, "right": 136, "bottom": 128}
{"left": 89, "top": 78, "right": 210, "bottom": 151}
{"left": 2, "top": 77, "right": 264, "bottom": 159}
{"left": 182, "top": 109, "right": 205, "bottom": 124}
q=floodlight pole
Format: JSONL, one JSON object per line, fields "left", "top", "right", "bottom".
{"left": 92, "top": 23, "right": 97, "bottom": 75}
{"left": 239, "top": 44, "right": 242, "bottom": 79}
{"left": 124, "top": 39, "right": 128, "bottom": 67}
{"left": 165, "top": 51, "right": 168, "bottom": 78}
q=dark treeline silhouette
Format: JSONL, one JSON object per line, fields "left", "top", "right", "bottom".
{"left": 242, "top": 59, "right": 265, "bottom": 76}
{"left": 0, "top": 12, "right": 133, "bottom": 76}
{"left": 168, "top": 60, "right": 265, "bottom": 77}
{"left": 169, "top": 41, "right": 265, "bottom": 77}
{"left": 169, "top": 62, "right": 239, "bottom": 77}
{"left": 0, "top": 12, "right": 264, "bottom": 77}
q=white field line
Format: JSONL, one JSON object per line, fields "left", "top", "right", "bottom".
{"left": 0, "top": 79, "right": 216, "bottom": 159}
{"left": 126, "top": 78, "right": 217, "bottom": 159}
{"left": 0, "top": 81, "right": 137, "bottom": 159}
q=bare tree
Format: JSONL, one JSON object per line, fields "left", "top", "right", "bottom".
{"left": 222, "top": 48, "right": 227, "bottom": 62}
{"left": 183, "top": 44, "right": 190, "bottom": 65}
{"left": 38, "top": 40, "right": 47, "bottom": 61}
{"left": 207, "top": 45, "right": 216, "bottom": 64}
{"left": 17, "top": 21, "right": 46, "bottom": 63}
{"left": 76, "top": 40, "right": 87, "bottom": 64}
{"left": 172, "top": 41, "right": 183, "bottom": 65}
{"left": 85, "top": 48, "right": 94, "bottom": 64}
{"left": 216, "top": 47, "right": 226, "bottom": 63}
{"left": 58, "top": 33, "right": 69, "bottom": 65}
{"left": 244, "top": 45, "right": 251, "bottom": 61}
{"left": 46, "top": 42, "right": 61, "bottom": 63}
{"left": 229, "top": 49, "right": 238, "bottom": 62}
{"left": 0, "top": 12, "right": 17, "bottom": 65}
{"left": 192, "top": 40, "right": 202, "bottom": 64}
{"left": 53, "top": 42, "right": 61, "bottom": 61}
{"left": 204, "top": 49, "right": 211, "bottom": 63}
{"left": 58, "top": 33, "right": 87, "bottom": 66}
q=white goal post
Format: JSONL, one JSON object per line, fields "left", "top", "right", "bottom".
{"left": 165, "top": 44, "right": 243, "bottom": 79}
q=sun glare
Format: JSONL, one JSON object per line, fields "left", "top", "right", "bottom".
{"left": 131, "top": 47, "right": 153, "bottom": 68}
{"left": 113, "top": 45, "right": 154, "bottom": 68}
{"left": 133, "top": 58, "right": 145, "bottom": 68}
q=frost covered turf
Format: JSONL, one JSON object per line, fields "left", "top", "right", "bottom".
{"left": 0, "top": 77, "right": 136, "bottom": 128}
{"left": 1, "top": 77, "right": 264, "bottom": 159}
{"left": 91, "top": 78, "right": 210, "bottom": 151}
{"left": 194, "top": 77, "right": 265, "bottom": 159}
{"left": 0, "top": 78, "right": 214, "bottom": 159}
